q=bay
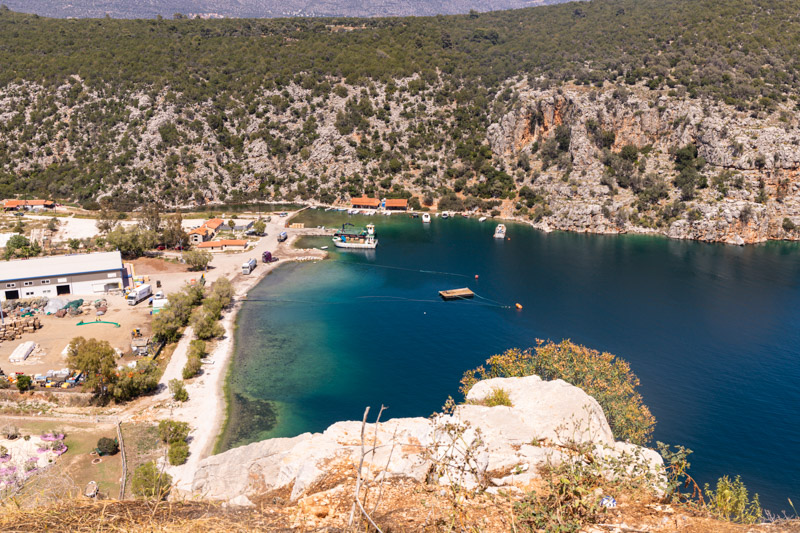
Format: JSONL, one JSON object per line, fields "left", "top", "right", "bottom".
{"left": 221, "top": 209, "right": 800, "bottom": 511}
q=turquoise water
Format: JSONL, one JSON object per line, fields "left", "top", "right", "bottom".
{"left": 222, "top": 210, "right": 800, "bottom": 511}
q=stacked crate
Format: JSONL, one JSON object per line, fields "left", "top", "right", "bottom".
{"left": 0, "top": 316, "right": 42, "bottom": 341}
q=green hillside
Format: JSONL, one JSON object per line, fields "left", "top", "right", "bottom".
{"left": 0, "top": 0, "right": 796, "bottom": 108}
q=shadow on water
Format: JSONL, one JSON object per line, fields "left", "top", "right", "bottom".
{"left": 218, "top": 393, "right": 278, "bottom": 451}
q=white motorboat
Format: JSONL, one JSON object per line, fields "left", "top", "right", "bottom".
{"left": 422, "top": 213, "right": 431, "bottom": 223}
{"left": 494, "top": 224, "right": 507, "bottom": 239}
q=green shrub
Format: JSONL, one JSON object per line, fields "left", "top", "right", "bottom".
{"left": 704, "top": 475, "right": 762, "bottom": 524}
{"left": 131, "top": 461, "right": 172, "bottom": 500}
{"left": 182, "top": 249, "right": 212, "bottom": 271}
{"left": 182, "top": 356, "right": 202, "bottom": 380}
{"left": 461, "top": 340, "right": 655, "bottom": 445}
{"left": 15, "top": 375, "right": 32, "bottom": 392}
{"left": 187, "top": 339, "right": 207, "bottom": 359}
{"left": 168, "top": 440, "right": 190, "bottom": 466}
{"left": 96, "top": 437, "right": 119, "bottom": 455}
{"left": 168, "top": 378, "right": 188, "bottom": 402}
{"left": 190, "top": 308, "right": 224, "bottom": 340}
{"left": 783, "top": 218, "right": 796, "bottom": 232}
{"left": 515, "top": 455, "right": 603, "bottom": 532}
{"left": 474, "top": 387, "right": 513, "bottom": 407}
{"left": 157, "top": 420, "right": 190, "bottom": 444}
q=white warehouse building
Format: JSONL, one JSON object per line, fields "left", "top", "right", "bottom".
{"left": 0, "top": 251, "right": 127, "bottom": 301}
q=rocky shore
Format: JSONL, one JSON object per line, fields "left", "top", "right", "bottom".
{"left": 188, "top": 375, "right": 663, "bottom": 507}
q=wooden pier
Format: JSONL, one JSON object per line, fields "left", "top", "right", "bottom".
{"left": 439, "top": 288, "right": 475, "bottom": 301}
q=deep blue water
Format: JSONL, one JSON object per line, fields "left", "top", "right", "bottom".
{"left": 222, "top": 210, "right": 800, "bottom": 511}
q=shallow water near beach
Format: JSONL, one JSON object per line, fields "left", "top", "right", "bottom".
{"left": 222, "top": 209, "right": 800, "bottom": 510}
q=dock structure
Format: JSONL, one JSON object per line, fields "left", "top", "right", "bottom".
{"left": 439, "top": 288, "right": 475, "bottom": 301}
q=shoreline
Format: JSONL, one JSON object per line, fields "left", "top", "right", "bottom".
{"left": 206, "top": 232, "right": 327, "bottom": 456}
{"left": 299, "top": 202, "right": 800, "bottom": 246}
{"left": 152, "top": 214, "right": 328, "bottom": 493}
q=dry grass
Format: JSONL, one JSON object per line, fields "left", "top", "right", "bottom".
{"left": 1, "top": 480, "right": 799, "bottom": 532}
{"left": 0, "top": 499, "right": 293, "bottom": 532}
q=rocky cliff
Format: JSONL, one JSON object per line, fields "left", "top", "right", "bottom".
{"left": 3, "top": 75, "right": 800, "bottom": 244}
{"left": 189, "top": 375, "right": 663, "bottom": 508}
{"left": 487, "top": 83, "right": 800, "bottom": 244}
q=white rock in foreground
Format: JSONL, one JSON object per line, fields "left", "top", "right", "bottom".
{"left": 190, "top": 375, "right": 663, "bottom": 505}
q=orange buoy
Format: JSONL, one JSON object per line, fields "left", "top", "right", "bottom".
{"left": 515, "top": 303, "right": 523, "bottom": 310}
{"left": 475, "top": 274, "right": 479, "bottom": 280}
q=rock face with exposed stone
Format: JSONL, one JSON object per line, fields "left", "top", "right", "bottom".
{"left": 5, "top": 75, "right": 798, "bottom": 244}
{"left": 190, "top": 375, "right": 663, "bottom": 506}
{"left": 486, "top": 84, "right": 800, "bottom": 244}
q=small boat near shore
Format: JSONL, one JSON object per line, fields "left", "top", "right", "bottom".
{"left": 494, "top": 224, "right": 507, "bottom": 239}
{"left": 479, "top": 216, "right": 487, "bottom": 222}
{"left": 333, "top": 223, "right": 378, "bottom": 249}
{"left": 441, "top": 211, "right": 450, "bottom": 219}
{"left": 422, "top": 213, "right": 431, "bottom": 223}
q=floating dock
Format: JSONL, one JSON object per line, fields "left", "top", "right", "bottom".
{"left": 439, "top": 288, "right": 475, "bottom": 301}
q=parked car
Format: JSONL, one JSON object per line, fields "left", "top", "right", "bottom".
{"left": 156, "top": 245, "right": 166, "bottom": 251}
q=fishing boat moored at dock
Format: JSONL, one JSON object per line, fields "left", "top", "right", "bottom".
{"left": 333, "top": 223, "right": 378, "bottom": 249}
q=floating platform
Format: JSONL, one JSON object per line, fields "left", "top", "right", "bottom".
{"left": 439, "top": 288, "right": 475, "bottom": 301}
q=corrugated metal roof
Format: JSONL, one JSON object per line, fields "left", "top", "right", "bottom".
{"left": 0, "top": 251, "right": 124, "bottom": 282}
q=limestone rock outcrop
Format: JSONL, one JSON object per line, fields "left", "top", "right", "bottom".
{"left": 487, "top": 84, "right": 800, "bottom": 244}
{"left": 190, "top": 375, "right": 663, "bottom": 506}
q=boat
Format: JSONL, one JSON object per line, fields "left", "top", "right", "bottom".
{"left": 422, "top": 213, "right": 431, "bottom": 223}
{"left": 494, "top": 224, "right": 507, "bottom": 239}
{"left": 441, "top": 211, "right": 450, "bottom": 219}
{"left": 479, "top": 216, "right": 487, "bottom": 222}
{"left": 333, "top": 223, "right": 378, "bottom": 249}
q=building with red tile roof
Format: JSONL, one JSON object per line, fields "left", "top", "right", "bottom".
{"left": 350, "top": 197, "right": 381, "bottom": 208}
{"left": 384, "top": 198, "right": 408, "bottom": 210}
{"left": 196, "top": 239, "right": 248, "bottom": 252}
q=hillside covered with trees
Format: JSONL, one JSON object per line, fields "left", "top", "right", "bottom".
{"left": 2, "top": 0, "right": 800, "bottom": 242}
{"left": 0, "top": 0, "right": 572, "bottom": 19}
